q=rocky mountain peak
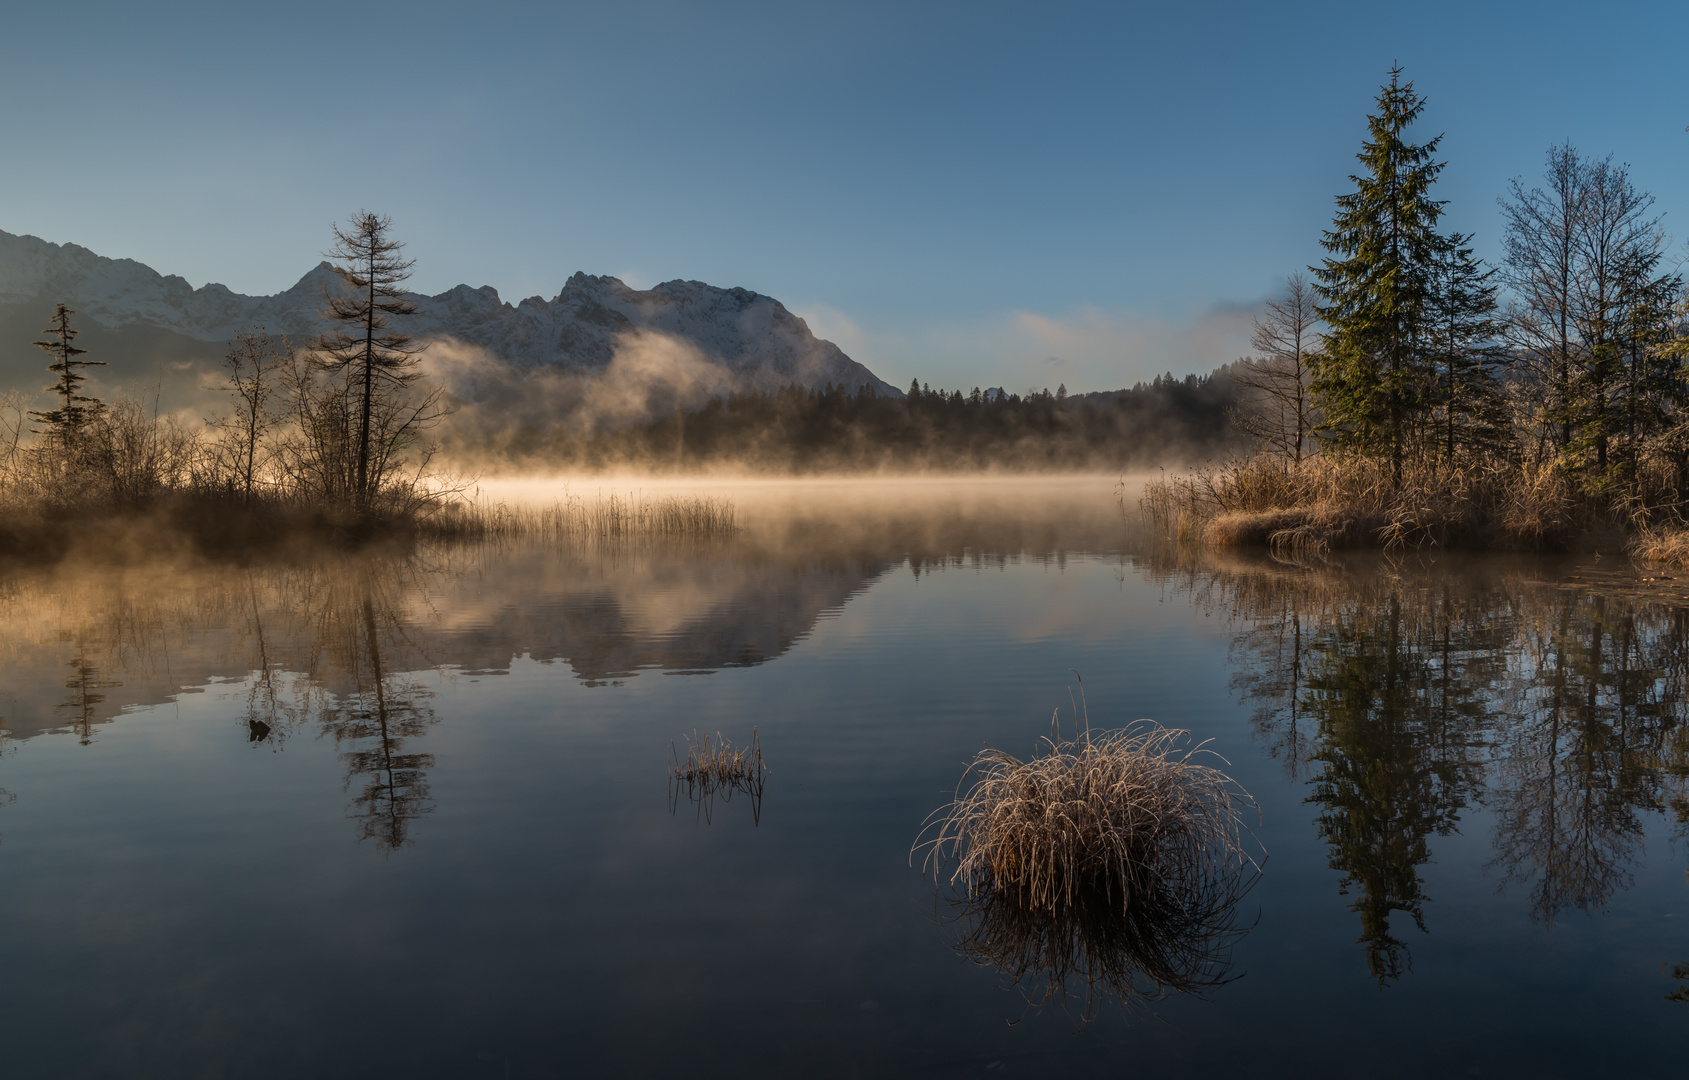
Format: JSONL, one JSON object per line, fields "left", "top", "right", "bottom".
{"left": 0, "top": 228, "right": 901, "bottom": 397}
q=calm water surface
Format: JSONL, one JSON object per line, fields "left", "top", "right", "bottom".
{"left": 0, "top": 479, "right": 1684, "bottom": 1077}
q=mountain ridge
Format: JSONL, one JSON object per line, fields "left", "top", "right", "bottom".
{"left": 0, "top": 228, "right": 900, "bottom": 397}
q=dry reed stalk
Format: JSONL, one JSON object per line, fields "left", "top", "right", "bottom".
{"left": 443, "top": 490, "right": 739, "bottom": 543}
{"left": 1139, "top": 453, "right": 1593, "bottom": 553}
{"left": 916, "top": 698, "right": 1261, "bottom": 1020}
{"left": 668, "top": 728, "right": 767, "bottom": 824}
{"left": 1627, "top": 528, "right": 1689, "bottom": 568}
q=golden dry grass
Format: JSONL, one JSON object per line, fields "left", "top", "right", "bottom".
{"left": 1627, "top": 528, "right": 1689, "bottom": 568}
{"left": 1139, "top": 455, "right": 1580, "bottom": 553}
{"left": 668, "top": 728, "right": 766, "bottom": 824}
{"left": 917, "top": 701, "right": 1260, "bottom": 1020}
{"left": 440, "top": 489, "right": 739, "bottom": 542}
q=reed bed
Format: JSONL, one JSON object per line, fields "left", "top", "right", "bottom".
{"left": 443, "top": 490, "right": 739, "bottom": 542}
{"left": 668, "top": 728, "right": 766, "bottom": 824}
{"left": 918, "top": 711, "right": 1260, "bottom": 1019}
{"left": 1628, "top": 528, "right": 1689, "bottom": 568}
{"left": 1138, "top": 455, "right": 1583, "bottom": 553}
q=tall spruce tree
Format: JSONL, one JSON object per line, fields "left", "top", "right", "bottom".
{"left": 1424, "top": 233, "right": 1509, "bottom": 466}
{"left": 311, "top": 212, "right": 424, "bottom": 513}
{"left": 1311, "top": 66, "right": 1447, "bottom": 483}
{"left": 28, "top": 303, "right": 106, "bottom": 440}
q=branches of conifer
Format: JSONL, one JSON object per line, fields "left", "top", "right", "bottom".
{"left": 1311, "top": 65, "right": 1448, "bottom": 485}
{"left": 311, "top": 211, "right": 434, "bottom": 515}
{"left": 29, "top": 303, "right": 106, "bottom": 443}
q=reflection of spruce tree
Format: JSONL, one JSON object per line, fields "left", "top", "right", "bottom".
{"left": 1490, "top": 597, "right": 1658, "bottom": 918}
{"left": 319, "top": 580, "right": 435, "bottom": 852}
{"left": 58, "top": 645, "right": 122, "bottom": 746}
{"left": 1304, "top": 593, "right": 1483, "bottom": 982}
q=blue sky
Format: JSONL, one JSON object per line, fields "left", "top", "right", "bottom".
{"left": 2, "top": 0, "right": 1685, "bottom": 392}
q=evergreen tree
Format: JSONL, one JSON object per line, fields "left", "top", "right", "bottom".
{"left": 28, "top": 303, "right": 106, "bottom": 440}
{"left": 1311, "top": 66, "right": 1446, "bottom": 482}
{"left": 1424, "top": 233, "right": 1509, "bottom": 465}
{"left": 311, "top": 212, "right": 425, "bottom": 513}
{"left": 1607, "top": 251, "right": 1683, "bottom": 491}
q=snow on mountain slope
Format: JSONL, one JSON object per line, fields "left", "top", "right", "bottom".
{"left": 0, "top": 229, "right": 900, "bottom": 397}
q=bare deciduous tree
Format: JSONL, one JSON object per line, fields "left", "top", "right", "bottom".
{"left": 1500, "top": 142, "right": 1585, "bottom": 453}
{"left": 1500, "top": 144, "right": 1675, "bottom": 484}
{"left": 208, "top": 329, "right": 288, "bottom": 504}
{"left": 1233, "top": 273, "right": 1320, "bottom": 466}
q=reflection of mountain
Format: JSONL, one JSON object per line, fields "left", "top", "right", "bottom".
{"left": 414, "top": 548, "right": 896, "bottom": 682}
{"left": 0, "top": 481, "right": 1127, "bottom": 744}
{"left": 1135, "top": 547, "right": 1689, "bottom": 980}
{"left": 0, "top": 542, "right": 895, "bottom": 743}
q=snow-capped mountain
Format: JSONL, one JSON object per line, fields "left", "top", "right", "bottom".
{"left": 0, "top": 228, "right": 900, "bottom": 396}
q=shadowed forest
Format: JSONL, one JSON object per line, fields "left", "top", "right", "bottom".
{"left": 446, "top": 371, "right": 1242, "bottom": 473}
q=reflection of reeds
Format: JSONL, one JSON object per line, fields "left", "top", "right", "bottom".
{"left": 919, "top": 709, "right": 1259, "bottom": 1021}
{"left": 446, "top": 490, "right": 738, "bottom": 542}
{"left": 669, "top": 728, "right": 766, "bottom": 824}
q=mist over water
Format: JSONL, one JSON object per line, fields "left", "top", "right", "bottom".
{"left": 0, "top": 478, "right": 1685, "bottom": 1077}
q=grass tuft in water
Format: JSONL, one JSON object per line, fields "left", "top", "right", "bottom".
{"left": 917, "top": 693, "right": 1260, "bottom": 1020}
{"left": 669, "top": 728, "right": 766, "bottom": 824}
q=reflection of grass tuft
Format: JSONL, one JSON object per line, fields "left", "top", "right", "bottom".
{"left": 1668, "top": 961, "right": 1689, "bottom": 1004}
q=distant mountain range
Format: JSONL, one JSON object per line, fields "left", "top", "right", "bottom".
{"left": 0, "top": 228, "right": 900, "bottom": 398}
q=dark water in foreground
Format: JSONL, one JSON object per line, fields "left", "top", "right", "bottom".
{"left": 1, "top": 480, "right": 1685, "bottom": 1077}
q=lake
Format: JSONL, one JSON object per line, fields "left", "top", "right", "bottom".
{"left": 0, "top": 477, "right": 1684, "bottom": 1077}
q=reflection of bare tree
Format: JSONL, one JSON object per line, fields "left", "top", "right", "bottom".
{"left": 1230, "top": 581, "right": 1314, "bottom": 778}
{"left": 1488, "top": 597, "right": 1668, "bottom": 920}
{"left": 240, "top": 572, "right": 293, "bottom": 748}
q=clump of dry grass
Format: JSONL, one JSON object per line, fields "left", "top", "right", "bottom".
{"left": 1140, "top": 455, "right": 1579, "bottom": 553}
{"left": 669, "top": 728, "right": 766, "bottom": 824}
{"left": 917, "top": 702, "right": 1260, "bottom": 1019}
{"left": 1627, "top": 528, "right": 1689, "bottom": 568}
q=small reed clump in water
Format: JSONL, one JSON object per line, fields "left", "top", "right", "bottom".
{"left": 448, "top": 490, "right": 739, "bottom": 542}
{"left": 669, "top": 728, "right": 766, "bottom": 824}
{"left": 919, "top": 713, "right": 1259, "bottom": 1018}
